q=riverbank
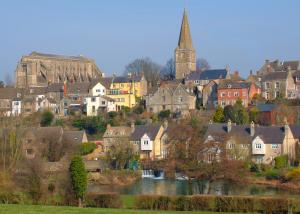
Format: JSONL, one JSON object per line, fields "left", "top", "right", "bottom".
{"left": 0, "top": 204, "right": 222, "bottom": 214}
{"left": 88, "top": 170, "right": 141, "bottom": 186}
{"left": 251, "top": 177, "right": 300, "bottom": 193}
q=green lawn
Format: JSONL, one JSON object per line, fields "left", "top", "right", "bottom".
{"left": 0, "top": 204, "right": 223, "bottom": 214}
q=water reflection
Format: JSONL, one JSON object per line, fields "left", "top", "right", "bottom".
{"left": 88, "top": 178, "right": 299, "bottom": 197}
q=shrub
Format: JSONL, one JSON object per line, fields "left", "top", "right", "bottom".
{"left": 135, "top": 195, "right": 172, "bottom": 210}
{"left": 265, "top": 169, "right": 281, "bottom": 180}
{"left": 86, "top": 193, "right": 122, "bottom": 208}
{"left": 133, "top": 105, "right": 144, "bottom": 114}
{"left": 40, "top": 110, "right": 54, "bottom": 127}
{"left": 80, "top": 142, "right": 97, "bottom": 155}
{"left": 158, "top": 110, "right": 171, "bottom": 120}
{"left": 174, "top": 195, "right": 213, "bottom": 211}
{"left": 286, "top": 167, "right": 300, "bottom": 181}
{"left": 108, "top": 111, "right": 118, "bottom": 118}
{"left": 274, "top": 155, "right": 288, "bottom": 169}
{"left": 250, "top": 163, "right": 260, "bottom": 173}
{"left": 259, "top": 197, "right": 295, "bottom": 214}
{"left": 215, "top": 196, "right": 255, "bottom": 213}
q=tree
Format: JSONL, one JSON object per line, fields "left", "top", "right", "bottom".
{"left": 196, "top": 58, "right": 210, "bottom": 72}
{"left": 40, "top": 111, "right": 54, "bottom": 127}
{"left": 0, "top": 81, "right": 4, "bottom": 88}
{"left": 160, "top": 58, "right": 175, "bottom": 80}
{"left": 213, "top": 106, "right": 225, "bottom": 123}
{"left": 249, "top": 107, "right": 258, "bottom": 123}
{"left": 69, "top": 155, "right": 87, "bottom": 207}
{"left": 223, "top": 105, "right": 236, "bottom": 123}
{"left": 4, "top": 72, "right": 13, "bottom": 86}
{"left": 233, "top": 100, "right": 249, "bottom": 125}
{"left": 124, "top": 58, "right": 162, "bottom": 87}
{"left": 106, "top": 139, "right": 136, "bottom": 170}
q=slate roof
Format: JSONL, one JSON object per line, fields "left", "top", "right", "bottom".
{"left": 63, "top": 130, "right": 86, "bottom": 144}
{"left": 66, "top": 82, "right": 91, "bottom": 94}
{"left": 267, "top": 60, "right": 300, "bottom": 72}
{"left": 0, "top": 87, "right": 22, "bottom": 99}
{"left": 290, "top": 125, "right": 300, "bottom": 140}
{"left": 112, "top": 75, "right": 143, "bottom": 83}
{"left": 131, "top": 124, "right": 162, "bottom": 141}
{"left": 257, "top": 104, "right": 277, "bottom": 112}
{"left": 103, "top": 126, "right": 132, "bottom": 138}
{"left": 206, "top": 123, "right": 287, "bottom": 144}
{"left": 218, "top": 80, "right": 250, "bottom": 89}
{"left": 261, "top": 72, "right": 288, "bottom": 81}
{"left": 28, "top": 51, "right": 92, "bottom": 62}
{"left": 185, "top": 69, "right": 228, "bottom": 81}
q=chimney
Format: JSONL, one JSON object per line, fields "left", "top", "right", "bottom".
{"left": 163, "top": 120, "right": 168, "bottom": 130}
{"left": 227, "top": 119, "right": 232, "bottom": 133}
{"left": 131, "top": 121, "right": 135, "bottom": 132}
{"left": 284, "top": 117, "right": 289, "bottom": 134}
{"left": 250, "top": 121, "right": 255, "bottom": 136}
{"left": 63, "top": 81, "right": 67, "bottom": 97}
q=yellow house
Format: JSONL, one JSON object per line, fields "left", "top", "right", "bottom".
{"left": 110, "top": 75, "right": 147, "bottom": 98}
{"left": 107, "top": 89, "right": 136, "bottom": 110}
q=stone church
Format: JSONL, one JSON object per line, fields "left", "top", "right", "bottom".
{"left": 175, "top": 9, "right": 196, "bottom": 80}
{"left": 15, "top": 52, "right": 103, "bottom": 88}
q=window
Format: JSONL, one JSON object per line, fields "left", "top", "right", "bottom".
{"left": 275, "top": 82, "right": 280, "bottom": 89}
{"left": 221, "top": 92, "right": 226, "bottom": 97}
{"left": 275, "top": 91, "right": 280, "bottom": 98}
{"left": 102, "top": 101, "right": 106, "bottom": 105}
{"left": 255, "top": 144, "right": 262, "bottom": 149}
{"left": 162, "top": 96, "right": 166, "bottom": 102}
{"left": 162, "top": 105, "right": 166, "bottom": 110}
{"left": 266, "top": 92, "right": 270, "bottom": 99}
{"left": 272, "top": 144, "right": 279, "bottom": 149}
{"left": 91, "top": 97, "right": 96, "bottom": 102}
{"left": 144, "top": 140, "right": 149, "bottom": 145}
{"left": 228, "top": 92, "right": 231, "bottom": 97}
{"left": 296, "top": 76, "right": 300, "bottom": 81}
{"left": 266, "top": 82, "right": 270, "bottom": 89}
{"left": 92, "top": 106, "right": 95, "bottom": 113}
{"left": 221, "top": 100, "right": 226, "bottom": 106}
{"left": 26, "top": 149, "right": 33, "bottom": 155}
{"left": 234, "top": 92, "right": 239, "bottom": 97}
{"left": 179, "top": 97, "right": 183, "bottom": 102}
{"left": 228, "top": 143, "right": 235, "bottom": 149}
{"left": 27, "top": 139, "right": 32, "bottom": 144}
{"left": 241, "top": 144, "right": 248, "bottom": 149}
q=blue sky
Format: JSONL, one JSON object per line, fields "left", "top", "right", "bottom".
{"left": 1, "top": 0, "right": 300, "bottom": 81}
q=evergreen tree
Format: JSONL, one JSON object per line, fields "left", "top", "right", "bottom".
{"left": 69, "top": 156, "right": 87, "bottom": 207}
{"left": 213, "top": 106, "right": 225, "bottom": 123}
{"left": 40, "top": 110, "right": 54, "bottom": 127}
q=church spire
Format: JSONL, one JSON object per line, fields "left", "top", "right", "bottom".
{"left": 178, "top": 9, "right": 193, "bottom": 49}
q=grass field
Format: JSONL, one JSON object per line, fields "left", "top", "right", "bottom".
{"left": 0, "top": 204, "right": 222, "bottom": 214}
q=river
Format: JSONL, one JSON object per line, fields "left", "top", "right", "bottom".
{"left": 88, "top": 178, "right": 300, "bottom": 197}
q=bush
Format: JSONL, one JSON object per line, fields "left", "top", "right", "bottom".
{"left": 135, "top": 195, "right": 172, "bottom": 210}
{"left": 250, "top": 163, "right": 260, "bottom": 173}
{"left": 286, "top": 167, "right": 300, "bottom": 181}
{"left": 174, "top": 195, "right": 213, "bottom": 211}
{"left": 158, "top": 110, "right": 171, "bottom": 120}
{"left": 80, "top": 142, "right": 97, "bottom": 155}
{"left": 265, "top": 169, "right": 281, "bottom": 180}
{"left": 86, "top": 193, "right": 122, "bottom": 208}
{"left": 40, "top": 111, "right": 54, "bottom": 127}
{"left": 215, "top": 196, "right": 255, "bottom": 213}
{"left": 274, "top": 155, "right": 288, "bottom": 169}
{"left": 259, "top": 197, "right": 296, "bottom": 214}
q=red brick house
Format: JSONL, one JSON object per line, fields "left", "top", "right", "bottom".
{"left": 217, "top": 81, "right": 260, "bottom": 107}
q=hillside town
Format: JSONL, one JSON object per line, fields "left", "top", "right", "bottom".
{"left": 1, "top": 6, "right": 300, "bottom": 214}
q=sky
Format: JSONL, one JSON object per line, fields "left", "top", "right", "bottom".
{"left": 1, "top": 0, "right": 300, "bottom": 82}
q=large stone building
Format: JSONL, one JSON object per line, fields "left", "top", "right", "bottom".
{"left": 175, "top": 10, "right": 196, "bottom": 80}
{"left": 15, "top": 52, "right": 103, "bottom": 88}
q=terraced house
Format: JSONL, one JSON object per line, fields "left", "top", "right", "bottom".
{"left": 205, "top": 120, "right": 299, "bottom": 164}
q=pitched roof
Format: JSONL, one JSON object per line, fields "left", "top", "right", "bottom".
{"left": 290, "top": 125, "right": 300, "bottom": 140}
{"left": 261, "top": 72, "right": 288, "bottom": 81}
{"left": 63, "top": 130, "right": 86, "bottom": 144}
{"left": 185, "top": 69, "right": 228, "bottom": 81}
{"left": 257, "top": 104, "right": 277, "bottom": 112}
{"left": 218, "top": 80, "right": 250, "bottom": 89}
{"left": 66, "top": 82, "right": 91, "bottom": 94}
{"left": 131, "top": 124, "right": 162, "bottom": 141}
{"left": 101, "top": 95, "right": 115, "bottom": 102}
{"left": 28, "top": 51, "right": 93, "bottom": 62}
{"left": 0, "top": 87, "right": 22, "bottom": 99}
{"left": 103, "top": 126, "right": 132, "bottom": 138}
{"left": 177, "top": 9, "right": 193, "bottom": 49}
{"left": 206, "top": 123, "right": 287, "bottom": 144}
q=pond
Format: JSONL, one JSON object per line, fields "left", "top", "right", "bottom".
{"left": 88, "top": 178, "right": 300, "bottom": 197}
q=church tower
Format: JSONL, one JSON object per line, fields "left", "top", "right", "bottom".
{"left": 175, "top": 9, "right": 196, "bottom": 79}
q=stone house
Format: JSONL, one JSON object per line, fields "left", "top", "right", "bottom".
{"left": 22, "top": 127, "right": 87, "bottom": 159}
{"left": 257, "top": 59, "right": 300, "bottom": 77}
{"left": 130, "top": 123, "right": 166, "bottom": 160}
{"left": 202, "top": 81, "right": 218, "bottom": 109}
{"left": 205, "top": 121, "right": 298, "bottom": 164}
{"left": 261, "top": 70, "right": 295, "bottom": 100}
{"left": 102, "top": 124, "right": 133, "bottom": 152}
{"left": 0, "top": 87, "right": 23, "bottom": 116}
{"left": 145, "top": 82, "right": 196, "bottom": 115}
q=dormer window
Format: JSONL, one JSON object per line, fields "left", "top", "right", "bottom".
{"left": 227, "top": 84, "right": 232, "bottom": 88}
{"left": 144, "top": 140, "right": 149, "bottom": 145}
{"left": 255, "top": 144, "right": 262, "bottom": 149}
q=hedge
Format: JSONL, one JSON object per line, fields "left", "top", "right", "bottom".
{"left": 86, "top": 193, "right": 122, "bottom": 208}
{"left": 135, "top": 195, "right": 299, "bottom": 213}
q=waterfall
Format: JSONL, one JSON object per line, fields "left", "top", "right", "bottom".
{"left": 142, "top": 169, "right": 154, "bottom": 178}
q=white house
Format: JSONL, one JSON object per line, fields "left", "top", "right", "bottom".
{"left": 90, "top": 82, "right": 106, "bottom": 96}
{"left": 11, "top": 99, "right": 22, "bottom": 116}
{"left": 86, "top": 95, "right": 116, "bottom": 116}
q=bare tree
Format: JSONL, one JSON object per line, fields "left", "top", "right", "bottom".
{"left": 161, "top": 58, "right": 175, "bottom": 80}
{"left": 124, "top": 58, "right": 162, "bottom": 87}
{"left": 196, "top": 58, "right": 210, "bottom": 72}
{"left": 4, "top": 72, "right": 14, "bottom": 87}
